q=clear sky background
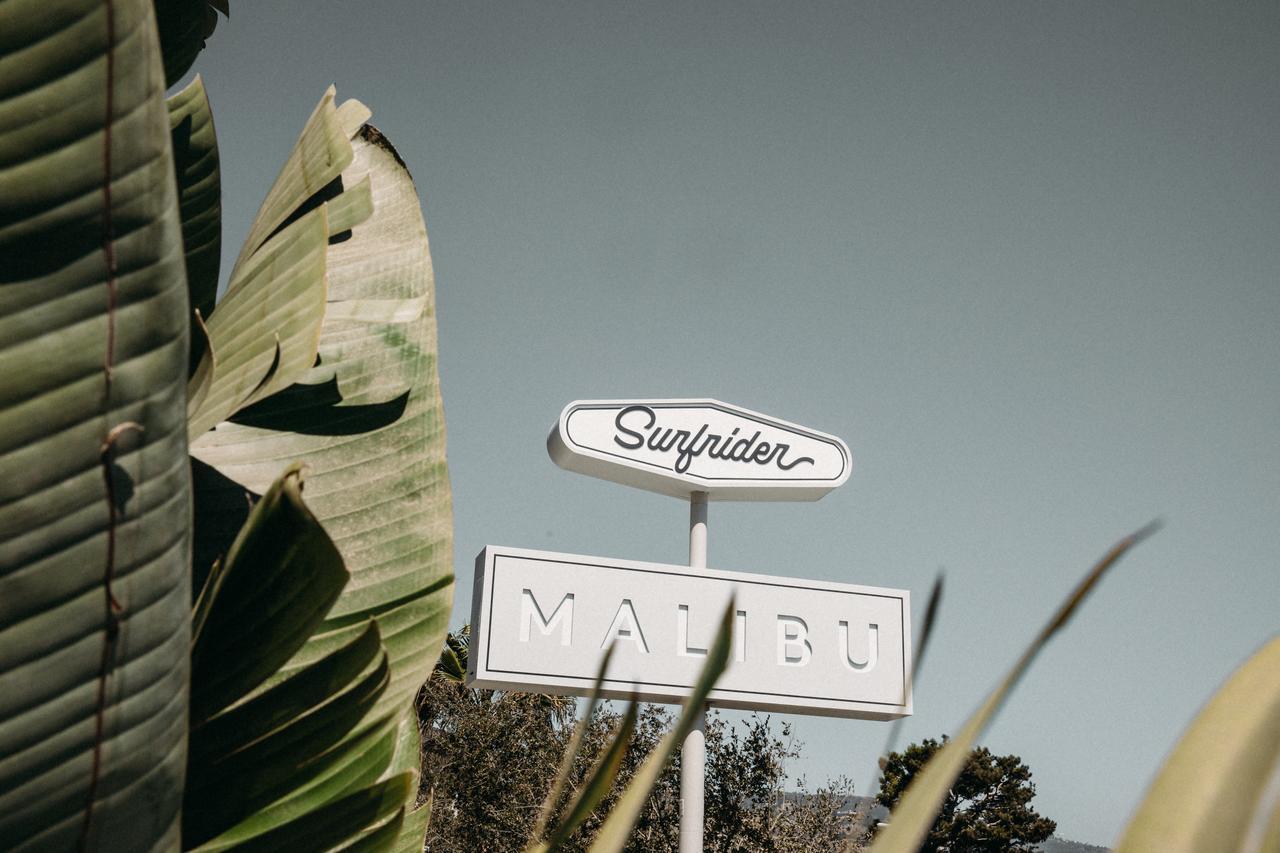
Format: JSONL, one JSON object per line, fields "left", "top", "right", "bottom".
{"left": 195, "top": 2, "right": 1279, "bottom": 845}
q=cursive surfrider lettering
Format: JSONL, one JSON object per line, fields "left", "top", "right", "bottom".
{"left": 613, "top": 405, "right": 815, "bottom": 474}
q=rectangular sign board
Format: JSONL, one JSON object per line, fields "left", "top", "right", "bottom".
{"left": 468, "top": 546, "right": 912, "bottom": 720}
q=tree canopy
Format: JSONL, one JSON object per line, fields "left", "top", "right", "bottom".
{"left": 416, "top": 628, "right": 860, "bottom": 851}
{"left": 876, "top": 737, "right": 1056, "bottom": 852}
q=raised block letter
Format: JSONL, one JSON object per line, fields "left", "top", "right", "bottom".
{"left": 735, "top": 610, "right": 747, "bottom": 662}
{"left": 777, "top": 615, "right": 812, "bottom": 666}
{"left": 602, "top": 599, "right": 650, "bottom": 653}
{"left": 677, "top": 605, "right": 707, "bottom": 657}
{"left": 839, "top": 621, "right": 879, "bottom": 671}
{"left": 520, "top": 589, "right": 574, "bottom": 646}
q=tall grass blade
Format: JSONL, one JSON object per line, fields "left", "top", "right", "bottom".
{"left": 531, "top": 644, "right": 617, "bottom": 845}
{"left": 543, "top": 702, "right": 639, "bottom": 851}
{"left": 868, "top": 522, "right": 1160, "bottom": 853}
{"left": 872, "top": 571, "right": 945, "bottom": 792}
{"left": 587, "top": 600, "right": 735, "bottom": 853}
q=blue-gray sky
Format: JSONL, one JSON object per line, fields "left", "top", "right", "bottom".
{"left": 197, "top": 2, "right": 1279, "bottom": 844}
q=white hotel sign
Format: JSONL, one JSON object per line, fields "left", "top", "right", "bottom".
{"left": 547, "top": 399, "right": 851, "bottom": 501}
{"left": 468, "top": 546, "right": 912, "bottom": 720}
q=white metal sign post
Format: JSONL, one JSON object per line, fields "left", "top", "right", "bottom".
{"left": 469, "top": 399, "right": 904, "bottom": 852}
{"left": 682, "top": 491, "right": 709, "bottom": 853}
{"left": 547, "top": 399, "right": 857, "bottom": 852}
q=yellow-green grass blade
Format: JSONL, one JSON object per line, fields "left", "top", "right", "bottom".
{"left": 873, "top": 570, "right": 944, "bottom": 794}
{"left": 868, "top": 522, "right": 1160, "bottom": 853}
{"left": 588, "top": 600, "right": 735, "bottom": 853}
{"left": 544, "top": 702, "right": 638, "bottom": 851}
{"left": 1115, "top": 636, "right": 1280, "bottom": 853}
{"left": 533, "top": 644, "right": 618, "bottom": 845}
{"left": 0, "top": 0, "right": 192, "bottom": 848}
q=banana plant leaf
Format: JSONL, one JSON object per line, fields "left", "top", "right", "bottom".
{"left": 188, "top": 464, "right": 348, "bottom": 725}
{"left": 186, "top": 88, "right": 373, "bottom": 440}
{"left": 343, "top": 809, "right": 407, "bottom": 853}
{"left": 153, "top": 0, "right": 228, "bottom": 88}
{"left": 0, "top": 0, "right": 192, "bottom": 848}
{"left": 185, "top": 646, "right": 395, "bottom": 847}
{"left": 187, "top": 109, "right": 450, "bottom": 853}
{"left": 1114, "top": 636, "right": 1280, "bottom": 853}
{"left": 382, "top": 707, "right": 435, "bottom": 852}
{"left": 191, "top": 117, "right": 455, "bottom": 732}
{"left": 183, "top": 466, "right": 405, "bottom": 849}
{"left": 388, "top": 797, "right": 433, "bottom": 853}
{"left": 166, "top": 75, "right": 221, "bottom": 373}
{"left": 216, "top": 771, "right": 415, "bottom": 853}
{"left": 196, "top": 711, "right": 402, "bottom": 850}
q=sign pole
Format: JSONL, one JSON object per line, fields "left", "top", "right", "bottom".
{"left": 680, "top": 491, "right": 709, "bottom": 853}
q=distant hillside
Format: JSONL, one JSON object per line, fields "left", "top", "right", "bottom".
{"left": 1038, "top": 837, "right": 1110, "bottom": 853}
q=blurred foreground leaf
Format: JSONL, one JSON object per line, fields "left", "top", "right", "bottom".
{"left": 1115, "top": 635, "right": 1280, "bottom": 853}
